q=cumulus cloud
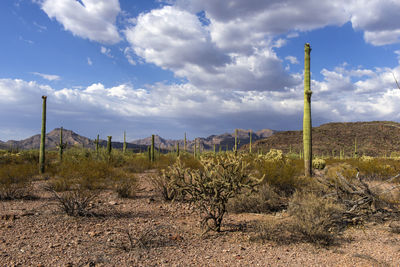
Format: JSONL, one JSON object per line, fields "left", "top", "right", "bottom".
{"left": 31, "top": 72, "right": 61, "bottom": 81}
{"left": 40, "top": 0, "right": 121, "bottom": 44}
{"left": 348, "top": 0, "right": 400, "bottom": 45}
{"left": 125, "top": 5, "right": 296, "bottom": 91}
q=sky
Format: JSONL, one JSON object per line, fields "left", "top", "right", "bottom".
{"left": 1, "top": 0, "right": 400, "bottom": 142}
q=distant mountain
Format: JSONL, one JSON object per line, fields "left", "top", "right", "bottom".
{"left": 1, "top": 128, "right": 148, "bottom": 152}
{"left": 131, "top": 129, "right": 276, "bottom": 151}
{"left": 241, "top": 121, "right": 400, "bottom": 157}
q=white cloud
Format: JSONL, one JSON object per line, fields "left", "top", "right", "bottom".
{"left": 125, "top": 6, "right": 296, "bottom": 91}
{"left": 87, "top": 57, "right": 93, "bottom": 66}
{"left": 348, "top": 0, "right": 400, "bottom": 45}
{"left": 31, "top": 72, "right": 61, "bottom": 81}
{"left": 123, "top": 47, "right": 136, "bottom": 65}
{"left": 100, "top": 46, "right": 113, "bottom": 58}
{"left": 285, "top": 56, "right": 299, "bottom": 65}
{"left": 40, "top": 0, "right": 121, "bottom": 44}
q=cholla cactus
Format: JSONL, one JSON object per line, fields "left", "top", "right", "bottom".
{"left": 312, "top": 158, "right": 326, "bottom": 170}
{"left": 39, "top": 96, "right": 47, "bottom": 174}
{"left": 165, "top": 153, "right": 262, "bottom": 232}
{"left": 359, "top": 155, "right": 373, "bottom": 162}
{"left": 260, "top": 149, "right": 286, "bottom": 162}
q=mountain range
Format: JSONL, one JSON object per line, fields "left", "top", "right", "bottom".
{"left": 0, "top": 128, "right": 274, "bottom": 152}
{"left": 2, "top": 121, "right": 400, "bottom": 157}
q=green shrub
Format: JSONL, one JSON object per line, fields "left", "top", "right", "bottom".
{"left": 0, "top": 163, "right": 36, "bottom": 200}
{"left": 254, "top": 157, "right": 303, "bottom": 196}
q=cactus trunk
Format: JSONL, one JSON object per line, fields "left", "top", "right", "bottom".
{"left": 57, "top": 127, "right": 67, "bottom": 162}
{"left": 107, "top": 136, "right": 112, "bottom": 155}
{"left": 303, "top": 43, "right": 312, "bottom": 177}
{"left": 123, "top": 131, "right": 127, "bottom": 153}
{"left": 184, "top": 133, "right": 187, "bottom": 152}
{"left": 234, "top": 129, "right": 238, "bottom": 156}
{"left": 249, "top": 130, "right": 252, "bottom": 153}
{"left": 151, "top": 134, "right": 155, "bottom": 162}
{"left": 39, "top": 96, "right": 47, "bottom": 174}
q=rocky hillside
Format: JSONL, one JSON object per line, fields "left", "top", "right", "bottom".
{"left": 241, "top": 121, "right": 400, "bottom": 157}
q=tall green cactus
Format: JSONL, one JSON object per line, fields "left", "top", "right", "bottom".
{"left": 39, "top": 96, "right": 46, "bottom": 174}
{"left": 213, "top": 144, "right": 216, "bottom": 155}
{"left": 184, "top": 132, "right": 187, "bottom": 152}
{"left": 194, "top": 139, "right": 197, "bottom": 158}
{"left": 94, "top": 134, "right": 100, "bottom": 155}
{"left": 234, "top": 129, "right": 238, "bottom": 156}
{"left": 249, "top": 130, "right": 252, "bottom": 153}
{"left": 57, "top": 127, "right": 67, "bottom": 161}
{"left": 354, "top": 137, "right": 358, "bottom": 158}
{"left": 151, "top": 134, "right": 155, "bottom": 162}
{"left": 148, "top": 146, "right": 151, "bottom": 161}
{"left": 123, "top": 131, "right": 127, "bottom": 153}
{"left": 176, "top": 142, "right": 180, "bottom": 157}
{"left": 303, "top": 43, "right": 312, "bottom": 177}
{"left": 107, "top": 136, "right": 112, "bottom": 155}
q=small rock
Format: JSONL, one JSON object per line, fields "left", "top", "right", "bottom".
{"left": 109, "top": 201, "right": 118, "bottom": 205}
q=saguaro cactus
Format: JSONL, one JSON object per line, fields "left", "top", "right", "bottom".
{"left": 57, "top": 127, "right": 67, "bottom": 161}
{"left": 234, "top": 129, "right": 238, "bottom": 156}
{"left": 94, "top": 134, "right": 100, "bottom": 155}
{"left": 122, "top": 131, "right": 127, "bottom": 153}
{"left": 184, "top": 133, "right": 187, "bottom": 152}
{"left": 176, "top": 142, "right": 180, "bottom": 157}
{"left": 303, "top": 43, "right": 312, "bottom": 177}
{"left": 39, "top": 96, "right": 47, "bottom": 174}
{"left": 249, "top": 130, "right": 252, "bottom": 153}
{"left": 151, "top": 134, "right": 155, "bottom": 162}
{"left": 107, "top": 136, "right": 112, "bottom": 155}
{"left": 354, "top": 137, "right": 358, "bottom": 158}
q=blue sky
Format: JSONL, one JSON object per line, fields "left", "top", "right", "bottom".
{"left": 1, "top": 0, "right": 400, "bottom": 142}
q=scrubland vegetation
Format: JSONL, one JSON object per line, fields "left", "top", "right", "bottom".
{"left": 1, "top": 146, "right": 399, "bottom": 248}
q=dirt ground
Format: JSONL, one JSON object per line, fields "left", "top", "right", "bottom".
{"left": 1, "top": 174, "right": 400, "bottom": 267}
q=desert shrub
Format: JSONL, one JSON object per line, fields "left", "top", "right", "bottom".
{"left": 355, "top": 158, "right": 397, "bottom": 180}
{"left": 112, "top": 168, "right": 139, "bottom": 198}
{"left": 149, "top": 172, "right": 178, "bottom": 201}
{"left": 287, "top": 192, "right": 345, "bottom": 245}
{"left": 48, "top": 158, "right": 113, "bottom": 191}
{"left": 166, "top": 153, "right": 261, "bottom": 232}
{"left": 254, "top": 157, "right": 303, "bottom": 196}
{"left": 227, "top": 183, "right": 286, "bottom": 213}
{"left": 325, "top": 163, "right": 358, "bottom": 181}
{"left": 45, "top": 184, "right": 98, "bottom": 216}
{"left": 0, "top": 163, "right": 36, "bottom": 200}
{"left": 312, "top": 158, "right": 326, "bottom": 170}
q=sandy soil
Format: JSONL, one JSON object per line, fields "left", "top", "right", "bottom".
{"left": 1, "top": 174, "right": 400, "bottom": 267}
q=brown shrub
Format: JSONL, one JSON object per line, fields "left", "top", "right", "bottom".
{"left": 287, "top": 192, "right": 345, "bottom": 245}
